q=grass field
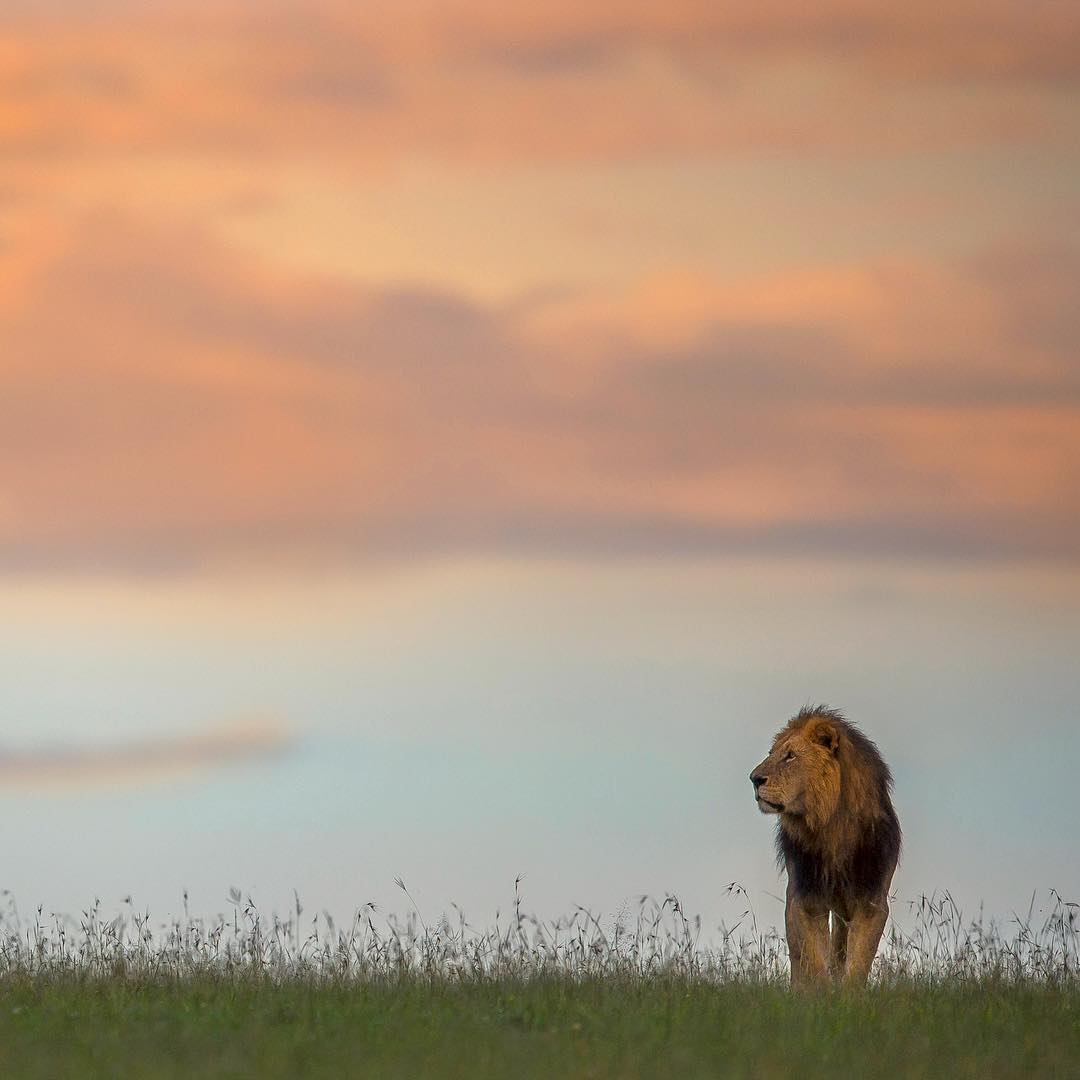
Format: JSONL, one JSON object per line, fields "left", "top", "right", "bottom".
{"left": 0, "top": 887, "right": 1074, "bottom": 1078}
{"left": 0, "top": 976, "right": 1076, "bottom": 1078}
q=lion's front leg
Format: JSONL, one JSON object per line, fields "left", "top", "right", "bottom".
{"left": 785, "top": 884, "right": 831, "bottom": 988}
{"left": 829, "top": 910, "right": 849, "bottom": 979}
{"left": 842, "top": 896, "right": 889, "bottom": 986}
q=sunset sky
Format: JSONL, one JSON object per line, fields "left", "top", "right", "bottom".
{"left": 0, "top": 1, "right": 1077, "bottom": 929}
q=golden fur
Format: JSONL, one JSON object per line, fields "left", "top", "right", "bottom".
{"left": 750, "top": 706, "right": 900, "bottom": 987}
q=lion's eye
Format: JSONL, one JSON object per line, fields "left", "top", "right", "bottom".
{"left": 783, "top": 750, "right": 795, "bottom": 763}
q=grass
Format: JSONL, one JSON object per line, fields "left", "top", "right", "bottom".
{"left": 0, "top": 884, "right": 1074, "bottom": 1077}
{"left": 0, "top": 976, "right": 1076, "bottom": 1078}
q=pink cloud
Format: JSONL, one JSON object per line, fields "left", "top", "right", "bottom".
{"left": 0, "top": 717, "right": 293, "bottom": 788}
{"left": 0, "top": 212, "right": 1076, "bottom": 569}
{"left": 0, "top": 0, "right": 1074, "bottom": 167}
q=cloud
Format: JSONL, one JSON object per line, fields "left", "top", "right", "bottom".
{"left": 0, "top": 212, "right": 1077, "bottom": 569}
{"left": 0, "top": 717, "right": 293, "bottom": 788}
{"left": 450, "top": 1, "right": 1080, "bottom": 84}
{"left": 0, "top": 0, "right": 1075, "bottom": 168}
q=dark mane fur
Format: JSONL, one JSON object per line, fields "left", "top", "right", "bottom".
{"left": 775, "top": 705, "right": 901, "bottom": 899}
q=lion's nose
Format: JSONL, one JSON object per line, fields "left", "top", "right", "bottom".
{"left": 750, "top": 772, "right": 767, "bottom": 789}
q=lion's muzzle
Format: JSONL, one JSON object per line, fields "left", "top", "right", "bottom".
{"left": 750, "top": 766, "right": 784, "bottom": 813}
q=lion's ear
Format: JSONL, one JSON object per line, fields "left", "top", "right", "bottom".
{"left": 813, "top": 722, "right": 840, "bottom": 755}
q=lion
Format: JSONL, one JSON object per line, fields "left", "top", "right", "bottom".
{"left": 750, "top": 705, "right": 900, "bottom": 988}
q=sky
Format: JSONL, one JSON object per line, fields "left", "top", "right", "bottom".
{"left": 0, "top": 0, "right": 1077, "bottom": 933}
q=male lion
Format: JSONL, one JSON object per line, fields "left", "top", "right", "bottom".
{"left": 750, "top": 705, "right": 900, "bottom": 988}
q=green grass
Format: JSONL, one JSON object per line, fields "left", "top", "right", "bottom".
{"left": 0, "top": 887, "right": 1073, "bottom": 1077}
{"left": 0, "top": 976, "right": 1075, "bottom": 1078}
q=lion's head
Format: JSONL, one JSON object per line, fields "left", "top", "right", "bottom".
{"left": 749, "top": 710, "right": 842, "bottom": 832}
{"left": 749, "top": 705, "right": 899, "bottom": 866}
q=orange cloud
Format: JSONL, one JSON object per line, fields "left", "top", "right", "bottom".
{"left": 0, "top": 0, "right": 1075, "bottom": 171}
{"left": 0, "top": 211, "right": 1076, "bottom": 569}
{"left": 0, "top": 717, "right": 293, "bottom": 788}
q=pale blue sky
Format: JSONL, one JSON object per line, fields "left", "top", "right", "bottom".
{"left": 1, "top": 558, "right": 1076, "bottom": 932}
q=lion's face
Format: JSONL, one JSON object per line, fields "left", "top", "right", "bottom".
{"left": 750, "top": 720, "right": 841, "bottom": 824}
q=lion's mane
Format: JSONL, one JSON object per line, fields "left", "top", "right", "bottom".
{"left": 774, "top": 706, "right": 901, "bottom": 899}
